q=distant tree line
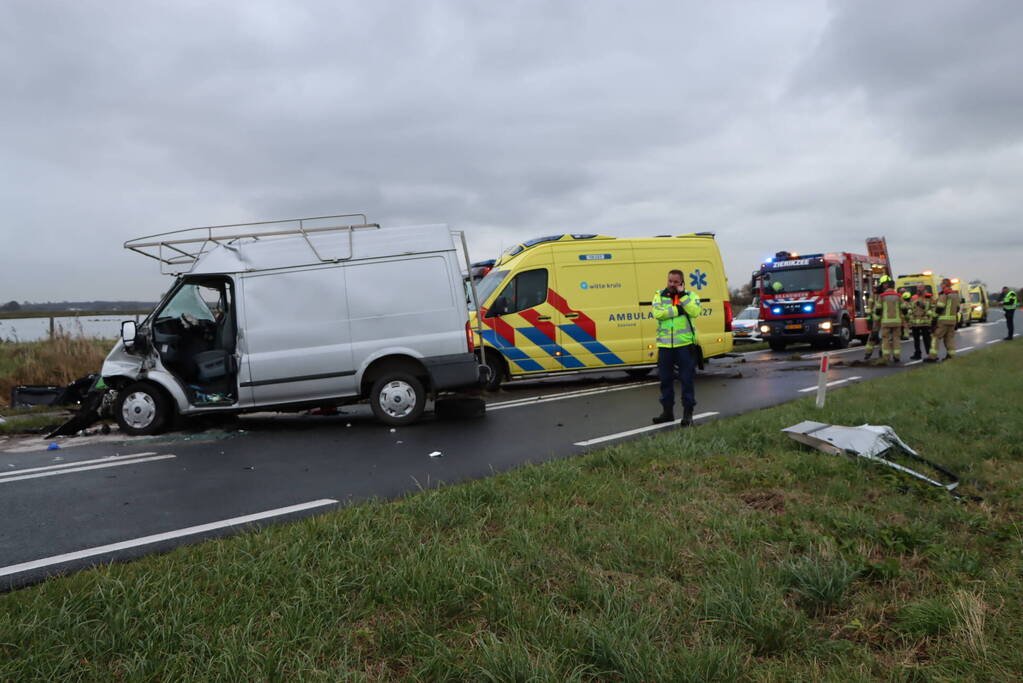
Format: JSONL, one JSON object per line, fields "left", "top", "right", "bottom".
{"left": 1, "top": 301, "right": 157, "bottom": 313}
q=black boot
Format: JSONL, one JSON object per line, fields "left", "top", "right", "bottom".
{"left": 679, "top": 407, "right": 694, "bottom": 427}
{"left": 652, "top": 409, "right": 675, "bottom": 424}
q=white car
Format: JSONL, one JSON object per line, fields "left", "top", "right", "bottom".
{"left": 731, "top": 305, "right": 761, "bottom": 343}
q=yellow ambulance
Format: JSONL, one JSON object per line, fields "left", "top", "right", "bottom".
{"left": 470, "top": 233, "right": 733, "bottom": 389}
{"left": 896, "top": 271, "right": 940, "bottom": 298}
{"left": 949, "top": 278, "right": 972, "bottom": 327}
{"left": 968, "top": 284, "right": 989, "bottom": 322}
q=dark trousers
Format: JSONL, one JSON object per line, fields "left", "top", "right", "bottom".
{"left": 911, "top": 326, "right": 931, "bottom": 357}
{"left": 657, "top": 345, "right": 697, "bottom": 411}
{"left": 1007, "top": 309, "right": 1016, "bottom": 338}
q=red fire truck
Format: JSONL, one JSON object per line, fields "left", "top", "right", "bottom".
{"left": 753, "top": 237, "right": 893, "bottom": 351}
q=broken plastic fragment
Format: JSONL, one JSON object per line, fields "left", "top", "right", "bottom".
{"left": 47, "top": 442, "right": 61, "bottom": 451}
{"left": 429, "top": 451, "right": 442, "bottom": 458}
{"left": 782, "top": 421, "right": 959, "bottom": 491}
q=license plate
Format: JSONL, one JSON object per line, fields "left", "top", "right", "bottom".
{"left": 735, "top": 331, "right": 749, "bottom": 336}
{"left": 785, "top": 323, "right": 803, "bottom": 330}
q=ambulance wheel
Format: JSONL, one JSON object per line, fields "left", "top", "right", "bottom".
{"left": 370, "top": 372, "right": 426, "bottom": 426}
{"left": 625, "top": 367, "right": 653, "bottom": 379}
{"left": 115, "top": 382, "right": 171, "bottom": 436}
{"left": 769, "top": 340, "right": 787, "bottom": 352}
{"left": 833, "top": 322, "right": 852, "bottom": 348}
{"left": 480, "top": 349, "right": 505, "bottom": 391}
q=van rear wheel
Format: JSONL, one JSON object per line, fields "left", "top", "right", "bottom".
{"left": 115, "top": 382, "right": 171, "bottom": 436}
{"left": 370, "top": 372, "right": 426, "bottom": 426}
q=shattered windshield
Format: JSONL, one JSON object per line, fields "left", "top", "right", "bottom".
{"left": 157, "top": 284, "right": 216, "bottom": 322}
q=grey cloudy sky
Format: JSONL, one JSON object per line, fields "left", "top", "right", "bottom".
{"left": 2, "top": 0, "right": 1021, "bottom": 302}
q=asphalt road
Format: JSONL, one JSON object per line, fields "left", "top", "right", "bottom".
{"left": 0, "top": 313, "right": 1013, "bottom": 590}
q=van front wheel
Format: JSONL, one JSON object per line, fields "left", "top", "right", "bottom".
{"left": 370, "top": 373, "right": 426, "bottom": 426}
{"left": 115, "top": 382, "right": 171, "bottom": 436}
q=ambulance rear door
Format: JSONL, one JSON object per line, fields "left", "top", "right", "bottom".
{"left": 549, "top": 243, "right": 640, "bottom": 366}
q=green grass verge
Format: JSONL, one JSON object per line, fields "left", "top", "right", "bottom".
{"left": 2, "top": 344, "right": 1021, "bottom": 680}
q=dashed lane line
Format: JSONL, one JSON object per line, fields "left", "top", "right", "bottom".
{"left": 0, "top": 455, "right": 175, "bottom": 485}
{"left": 488, "top": 381, "right": 657, "bottom": 411}
{"left": 0, "top": 452, "right": 157, "bottom": 479}
{"left": 0, "top": 499, "right": 340, "bottom": 579}
{"left": 573, "top": 412, "right": 720, "bottom": 446}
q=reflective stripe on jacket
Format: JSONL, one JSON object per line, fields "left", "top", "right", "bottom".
{"left": 652, "top": 289, "right": 701, "bottom": 348}
{"left": 876, "top": 291, "right": 906, "bottom": 326}
{"left": 935, "top": 289, "right": 960, "bottom": 323}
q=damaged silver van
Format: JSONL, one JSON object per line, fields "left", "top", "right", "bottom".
{"left": 101, "top": 214, "right": 481, "bottom": 435}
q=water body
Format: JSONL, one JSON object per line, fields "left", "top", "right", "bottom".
{"left": 0, "top": 314, "right": 139, "bottom": 342}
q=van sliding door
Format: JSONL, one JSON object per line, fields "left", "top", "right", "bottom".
{"left": 240, "top": 266, "right": 355, "bottom": 406}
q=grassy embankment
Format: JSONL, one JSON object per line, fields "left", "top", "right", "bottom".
{"left": 0, "top": 331, "right": 111, "bottom": 420}
{"left": 1, "top": 344, "right": 1021, "bottom": 680}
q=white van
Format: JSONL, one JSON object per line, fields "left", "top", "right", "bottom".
{"left": 104, "top": 214, "right": 481, "bottom": 434}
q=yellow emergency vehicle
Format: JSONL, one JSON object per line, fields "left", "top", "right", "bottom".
{"left": 968, "top": 284, "right": 989, "bottom": 322}
{"left": 896, "top": 272, "right": 971, "bottom": 327}
{"left": 471, "top": 233, "right": 733, "bottom": 389}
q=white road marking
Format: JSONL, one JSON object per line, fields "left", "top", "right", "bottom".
{"left": 905, "top": 360, "right": 923, "bottom": 366}
{"left": 986, "top": 339, "right": 1001, "bottom": 345}
{"left": 0, "top": 455, "right": 175, "bottom": 485}
{"left": 0, "top": 452, "right": 157, "bottom": 479}
{"left": 797, "top": 376, "right": 862, "bottom": 393}
{"left": 0, "top": 499, "right": 339, "bottom": 578}
{"left": 959, "top": 346, "right": 975, "bottom": 352}
{"left": 488, "top": 381, "right": 656, "bottom": 411}
{"left": 573, "top": 412, "right": 719, "bottom": 446}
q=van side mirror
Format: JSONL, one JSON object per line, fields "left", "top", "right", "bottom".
{"left": 487, "top": 298, "right": 510, "bottom": 317}
{"left": 121, "top": 321, "right": 138, "bottom": 350}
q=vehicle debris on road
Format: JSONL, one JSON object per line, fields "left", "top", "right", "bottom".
{"left": 782, "top": 420, "right": 959, "bottom": 492}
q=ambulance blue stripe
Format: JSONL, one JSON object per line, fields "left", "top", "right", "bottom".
{"left": 516, "top": 327, "right": 585, "bottom": 369}
{"left": 558, "top": 324, "right": 626, "bottom": 365}
{"left": 479, "top": 330, "right": 544, "bottom": 372}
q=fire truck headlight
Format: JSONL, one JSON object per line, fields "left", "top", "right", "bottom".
{"left": 760, "top": 324, "right": 771, "bottom": 334}
{"left": 820, "top": 321, "right": 833, "bottom": 331}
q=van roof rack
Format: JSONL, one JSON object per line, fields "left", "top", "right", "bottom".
{"left": 124, "top": 213, "right": 379, "bottom": 274}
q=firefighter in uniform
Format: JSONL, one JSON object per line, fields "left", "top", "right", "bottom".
{"left": 862, "top": 278, "right": 889, "bottom": 361}
{"left": 909, "top": 284, "right": 933, "bottom": 360}
{"left": 651, "top": 269, "right": 703, "bottom": 427}
{"left": 927, "top": 278, "right": 960, "bottom": 362}
{"left": 900, "top": 290, "right": 913, "bottom": 340}
{"left": 874, "top": 280, "right": 907, "bottom": 364}
{"left": 1002, "top": 286, "right": 1018, "bottom": 340}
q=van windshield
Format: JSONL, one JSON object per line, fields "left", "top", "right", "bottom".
{"left": 762, "top": 267, "right": 824, "bottom": 293}
{"left": 736, "top": 307, "right": 759, "bottom": 320}
{"left": 157, "top": 284, "right": 217, "bottom": 322}
{"left": 474, "top": 269, "right": 510, "bottom": 309}
{"left": 969, "top": 291, "right": 982, "bottom": 303}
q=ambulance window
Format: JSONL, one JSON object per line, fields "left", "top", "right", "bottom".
{"left": 497, "top": 268, "right": 549, "bottom": 314}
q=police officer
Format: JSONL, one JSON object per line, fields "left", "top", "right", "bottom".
{"left": 652, "top": 269, "right": 702, "bottom": 427}
{"left": 1002, "top": 286, "right": 1018, "bottom": 340}
{"left": 909, "top": 284, "right": 933, "bottom": 360}
{"left": 927, "top": 278, "right": 960, "bottom": 362}
{"left": 874, "top": 280, "right": 906, "bottom": 364}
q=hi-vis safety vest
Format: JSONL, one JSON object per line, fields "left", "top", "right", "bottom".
{"left": 935, "top": 289, "right": 960, "bottom": 324}
{"left": 1004, "top": 290, "right": 1019, "bottom": 311}
{"left": 910, "top": 294, "right": 933, "bottom": 326}
{"left": 876, "top": 291, "right": 906, "bottom": 326}
{"left": 652, "top": 289, "right": 701, "bottom": 348}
